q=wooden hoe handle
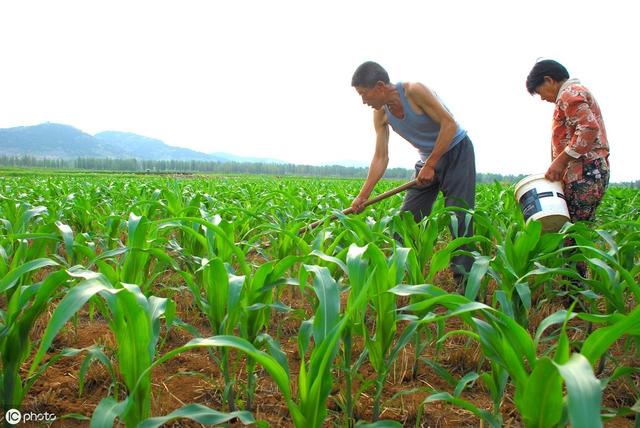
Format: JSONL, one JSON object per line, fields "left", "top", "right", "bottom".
{"left": 299, "top": 179, "right": 418, "bottom": 234}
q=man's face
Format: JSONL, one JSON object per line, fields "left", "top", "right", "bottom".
{"left": 355, "top": 83, "right": 384, "bottom": 109}
{"left": 535, "top": 76, "right": 559, "bottom": 103}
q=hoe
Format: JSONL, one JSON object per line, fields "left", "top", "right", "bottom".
{"left": 299, "top": 179, "right": 418, "bottom": 234}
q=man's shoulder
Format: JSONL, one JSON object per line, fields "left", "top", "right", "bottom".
{"left": 403, "top": 81, "right": 429, "bottom": 93}
{"left": 402, "top": 82, "right": 427, "bottom": 91}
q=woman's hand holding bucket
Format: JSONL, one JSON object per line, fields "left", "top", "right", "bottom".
{"left": 545, "top": 151, "right": 571, "bottom": 182}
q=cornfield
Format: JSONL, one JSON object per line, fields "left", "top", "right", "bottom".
{"left": 1, "top": 171, "right": 639, "bottom": 427}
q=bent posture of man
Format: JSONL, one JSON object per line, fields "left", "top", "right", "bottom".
{"left": 351, "top": 61, "right": 476, "bottom": 286}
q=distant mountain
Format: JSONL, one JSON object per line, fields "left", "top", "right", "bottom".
{"left": 0, "top": 123, "right": 282, "bottom": 164}
{"left": 0, "top": 123, "right": 113, "bottom": 158}
{"left": 94, "top": 131, "right": 225, "bottom": 161}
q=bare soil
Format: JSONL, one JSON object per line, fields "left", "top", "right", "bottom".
{"left": 17, "top": 271, "right": 637, "bottom": 427}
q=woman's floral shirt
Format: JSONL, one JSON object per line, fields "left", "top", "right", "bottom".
{"left": 552, "top": 78, "right": 610, "bottom": 183}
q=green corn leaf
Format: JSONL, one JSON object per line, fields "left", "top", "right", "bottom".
{"left": 29, "top": 275, "right": 115, "bottom": 376}
{"left": 90, "top": 396, "right": 130, "bottom": 428}
{"left": 146, "top": 335, "right": 302, "bottom": 425}
{"left": 388, "top": 283, "right": 443, "bottom": 297}
{"left": 138, "top": 404, "right": 255, "bottom": 427}
{"left": 420, "top": 358, "right": 457, "bottom": 387}
{"left": 310, "top": 249, "right": 348, "bottom": 274}
{"left": 18, "top": 205, "right": 48, "bottom": 233}
{"left": 55, "top": 221, "right": 74, "bottom": 262}
{"left": 554, "top": 329, "right": 571, "bottom": 365}
{"left": 346, "top": 244, "right": 369, "bottom": 320}
{"left": 514, "top": 281, "right": 531, "bottom": 310}
{"left": 494, "top": 290, "right": 514, "bottom": 319}
{"left": 347, "top": 244, "right": 368, "bottom": 288}
{"left": 0, "top": 258, "right": 59, "bottom": 294}
{"left": 513, "top": 220, "right": 541, "bottom": 272}
{"left": 126, "top": 213, "right": 147, "bottom": 249}
{"left": 424, "top": 392, "right": 501, "bottom": 427}
{"left": 534, "top": 310, "right": 575, "bottom": 348}
{"left": 594, "top": 229, "right": 619, "bottom": 255}
{"left": 148, "top": 295, "right": 170, "bottom": 354}
{"left": 465, "top": 255, "right": 490, "bottom": 301}
{"left": 453, "top": 372, "right": 479, "bottom": 398}
{"left": 159, "top": 217, "right": 252, "bottom": 276}
{"left": 272, "top": 255, "right": 302, "bottom": 279}
{"left": 400, "top": 290, "right": 467, "bottom": 313}
{"left": 554, "top": 354, "right": 603, "bottom": 428}
{"left": 581, "top": 305, "right": 640, "bottom": 365}
{"left": 389, "top": 247, "right": 411, "bottom": 286}
{"left": 257, "top": 333, "right": 290, "bottom": 377}
{"left": 427, "top": 248, "right": 451, "bottom": 281}
{"left": 473, "top": 318, "right": 528, "bottom": 390}
{"left": 78, "top": 346, "right": 115, "bottom": 398}
{"left": 304, "top": 265, "right": 339, "bottom": 344}
{"left": 436, "top": 329, "right": 481, "bottom": 346}
{"left": 492, "top": 312, "right": 536, "bottom": 368}
{"left": 520, "top": 357, "right": 563, "bottom": 428}
{"left": 156, "top": 336, "right": 293, "bottom": 402}
{"left": 386, "top": 321, "right": 418, "bottom": 370}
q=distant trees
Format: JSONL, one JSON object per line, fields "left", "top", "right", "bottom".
{"left": 0, "top": 156, "right": 414, "bottom": 179}
{"left": 3, "top": 155, "right": 627, "bottom": 185}
{"left": 0, "top": 155, "right": 66, "bottom": 169}
{"left": 617, "top": 180, "right": 640, "bottom": 189}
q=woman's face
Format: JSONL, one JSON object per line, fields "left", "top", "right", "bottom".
{"left": 535, "top": 76, "right": 561, "bottom": 103}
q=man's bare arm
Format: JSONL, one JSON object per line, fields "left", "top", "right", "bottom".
{"left": 352, "top": 108, "right": 390, "bottom": 212}
{"left": 406, "top": 82, "right": 458, "bottom": 183}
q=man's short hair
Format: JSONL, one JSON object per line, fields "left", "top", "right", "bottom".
{"left": 352, "top": 61, "right": 390, "bottom": 88}
{"left": 526, "top": 59, "right": 570, "bottom": 94}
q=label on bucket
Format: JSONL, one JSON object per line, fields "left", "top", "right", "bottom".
{"left": 519, "top": 188, "right": 542, "bottom": 221}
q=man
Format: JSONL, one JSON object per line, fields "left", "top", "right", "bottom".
{"left": 526, "top": 59, "right": 610, "bottom": 222}
{"left": 351, "top": 61, "right": 476, "bottom": 285}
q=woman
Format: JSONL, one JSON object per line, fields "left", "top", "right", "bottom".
{"left": 526, "top": 59, "right": 610, "bottom": 280}
{"left": 526, "top": 59, "right": 610, "bottom": 223}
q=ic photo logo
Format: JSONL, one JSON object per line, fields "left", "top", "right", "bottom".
{"left": 2, "top": 409, "right": 57, "bottom": 425}
{"left": 4, "top": 409, "right": 22, "bottom": 425}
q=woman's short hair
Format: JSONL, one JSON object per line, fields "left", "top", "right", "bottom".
{"left": 526, "top": 59, "right": 570, "bottom": 94}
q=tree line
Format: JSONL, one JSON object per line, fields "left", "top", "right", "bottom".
{"left": 0, "top": 155, "right": 412, "bottom": 178}
{"left": 2, "top": 155, "right": 635, "bottom": 186}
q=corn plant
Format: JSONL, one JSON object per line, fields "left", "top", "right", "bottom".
{"left": 25, "top": 270, "right": 251, "bottom": 427}
{"left": 465, "top": 220, "right": 565, "bottom": 326}
{"left": 174, "top": 215, "right": 300, "bottom": 410}
{"left": 179, "top": 256, "right": 244, "bottom": 410}
{"left": 28, "top": 273, "right": 155, "bottom": 426}
{"left": 393, "top": 284, "right": 632, "bottom": 427}
{"left": 0, "top": 266, "right": 66, "bottom": 413}
{"left": 340, "top": 244, "right": 418, "bottom": 420}
{"left": 0, "top": 199, "right": 57, "bottom": 301}
{"left": 310, "top": 244, "right": 373, "bottom": 425}
{"left": 156, "top": 263, "right": 385, "bottom": 428}
{"left": 238, "top": 255, "right": 300, "bottom": 409}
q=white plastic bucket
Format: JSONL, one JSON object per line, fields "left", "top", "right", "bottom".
{"left": 514, "top": 174, "right": 570, "bottom": 233}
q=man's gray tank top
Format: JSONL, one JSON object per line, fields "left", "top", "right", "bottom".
{"left": 383, "top": 82, "right": 467, "bottom": 161}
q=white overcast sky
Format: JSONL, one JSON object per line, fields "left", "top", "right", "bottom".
{"left": 1, "top": 0, "right": 638, "bottom": 182}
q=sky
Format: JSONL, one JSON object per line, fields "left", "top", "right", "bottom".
{"left": 1, "top": 0, "right": 638, "bottom": 182}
